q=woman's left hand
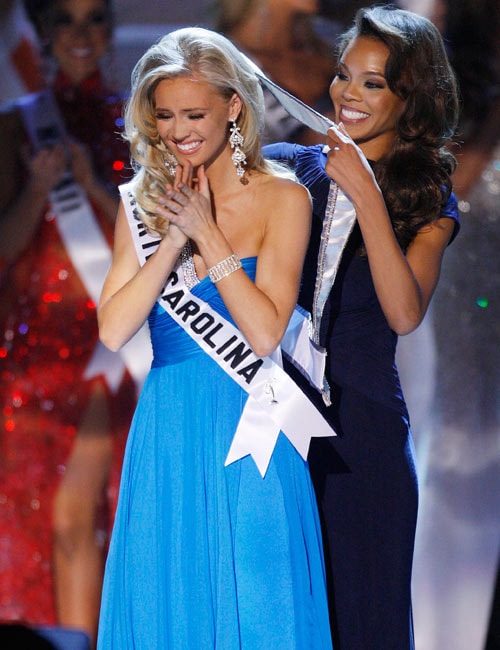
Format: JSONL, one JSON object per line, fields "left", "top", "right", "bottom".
{"left": 156, "top": 163, "right": 215, "bottom": 242}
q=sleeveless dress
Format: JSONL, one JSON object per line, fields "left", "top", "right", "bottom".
{"left": 97, "top": 258, "right": 333, "bottom": 649}
{"left": 263, "top": 143, "right": 460, "bottom": 650}
{"left": 0, "top": 70, "right": 134, "bottom": 625}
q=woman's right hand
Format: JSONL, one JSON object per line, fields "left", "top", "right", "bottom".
{"left": 0, "top": 142, "right": 68, "bottom": 264}
{"left": 28, "top": 143, "right": 67, "bottom": 195}
{"left": 157, "top": 161, "right": 197, "bottom": 251}
{"left": 324, "top": 123, "right": 378, "bottom": 204}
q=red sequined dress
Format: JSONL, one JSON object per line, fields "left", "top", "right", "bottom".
{"left": 0, "top": 71, "right": 136, "bottom": 625}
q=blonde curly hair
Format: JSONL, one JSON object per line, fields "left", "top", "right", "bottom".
{"left": 123, "top": 26, "right": 287, "bottom": 236}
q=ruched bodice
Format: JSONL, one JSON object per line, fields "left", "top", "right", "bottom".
{"left": 149, "top": 258, "right": 257, "bottom": 366}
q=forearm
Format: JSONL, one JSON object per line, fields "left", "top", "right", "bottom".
{"left": 353, "top": 188, "right": 425, "bottom": 334}
{"left": 98, "top": 238, "right": 182, "bottom": 351}
{"left": 197, "top": 231, "right": 299, "bottom": 358}
{"left": 212, "top": 270, "right": 293, "bottom": 357}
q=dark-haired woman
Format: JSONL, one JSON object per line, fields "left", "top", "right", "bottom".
{"left": 265, "top": 5, "right": 460, "bottom": 648}
{"left": 0, "top": 1, "right": 136, "bottom": 645}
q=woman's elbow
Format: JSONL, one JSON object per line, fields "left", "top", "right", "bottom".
{"left": 99, "top": 329, "right": 123, "bottom": 353}
{"left": 98, "top": 315, "right": 125, "bottom": 352}
{"left": 389, "top": 309, "right": 425, "bottom": 336}
{"left": 248, "top": 325, "right": 286, "bottom": 358}
{"left": 253, "top": 343, "right": 276, "bottom": 358}
{"left": 384, "top": 288, "right": 430, "bottom": 336}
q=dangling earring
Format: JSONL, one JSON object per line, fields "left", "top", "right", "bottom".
{"left": 229, "top": 119, "right": 248, "bottom": 185}
{"left": 164, "top": 149, "right": 178, "bottom": 176}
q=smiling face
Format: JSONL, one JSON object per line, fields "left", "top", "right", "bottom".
{"left": 329, "top": 36, "right": 406, "bottom": 160}
{"left": 50, "top": 0, "right": 111, "bottom": 84}
{"left": 154, "top": 75, "right": 241, "bottom": 174}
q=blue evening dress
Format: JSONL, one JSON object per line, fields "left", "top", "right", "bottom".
{"left": 96, "top": 257, "right": 333, "bottom": 649}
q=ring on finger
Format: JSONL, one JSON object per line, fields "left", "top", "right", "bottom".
{"left": 168, "top": 202, "right": 182, "bottom": 214}
{"left": 178, "top": 183, "right": 193, "bottom": 197}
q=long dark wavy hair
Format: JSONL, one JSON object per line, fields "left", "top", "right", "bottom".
{"left": 338, "top": 5, "right": 459, "bottom": 251}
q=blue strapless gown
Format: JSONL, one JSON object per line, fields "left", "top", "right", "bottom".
{"left": 97, "top": 258, "right": 332, "bottom": 649}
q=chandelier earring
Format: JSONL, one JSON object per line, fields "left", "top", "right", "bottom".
{"left": 229, "top": 119, "right": 248, "bottom": 185}
{"left": 164, "top": 149, "right": 178, "bottom": 176}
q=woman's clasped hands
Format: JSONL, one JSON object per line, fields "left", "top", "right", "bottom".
{"left": 157, "top": 162, "right": 215, "bottom": 249}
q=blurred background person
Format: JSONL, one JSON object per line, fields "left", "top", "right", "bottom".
{"left": 0, "top": 0, "right": 138, "bottom": 646}
{"left": 212, "top": 0, "right": 337, "bottom": 145}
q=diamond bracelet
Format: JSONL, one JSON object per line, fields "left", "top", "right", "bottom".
{"left": 207, "top": 254, "right": 242, "bottom": 283}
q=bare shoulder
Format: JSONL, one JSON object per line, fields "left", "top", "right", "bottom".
{"left": 412, "top": 216, "right": 456, "bottom": 249}
{"left": 248, "top": 175, "right": 311, "bottom": 247}
{"left": 257, "top": 173, "right": 311, "bottom": 209}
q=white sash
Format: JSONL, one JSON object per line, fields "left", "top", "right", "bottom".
{"left": 120, "top": 183, "right": 336, "bottom": 476}
{"left": 18, "top": 90, "right": 151, "bottom": 394}
{"left": 312, "top": 170, "right": 357, "bottom": 405}
{"left": 243, "top": 63, "right": 360, "bottom": 403}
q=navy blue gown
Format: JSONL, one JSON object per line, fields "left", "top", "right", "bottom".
{"left": 264, "top": 143, "right": 460, "bottom": 650}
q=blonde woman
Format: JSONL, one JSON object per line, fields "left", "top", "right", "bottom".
{"left": 96, "top": 27, "right": 332, "bottom": 649}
